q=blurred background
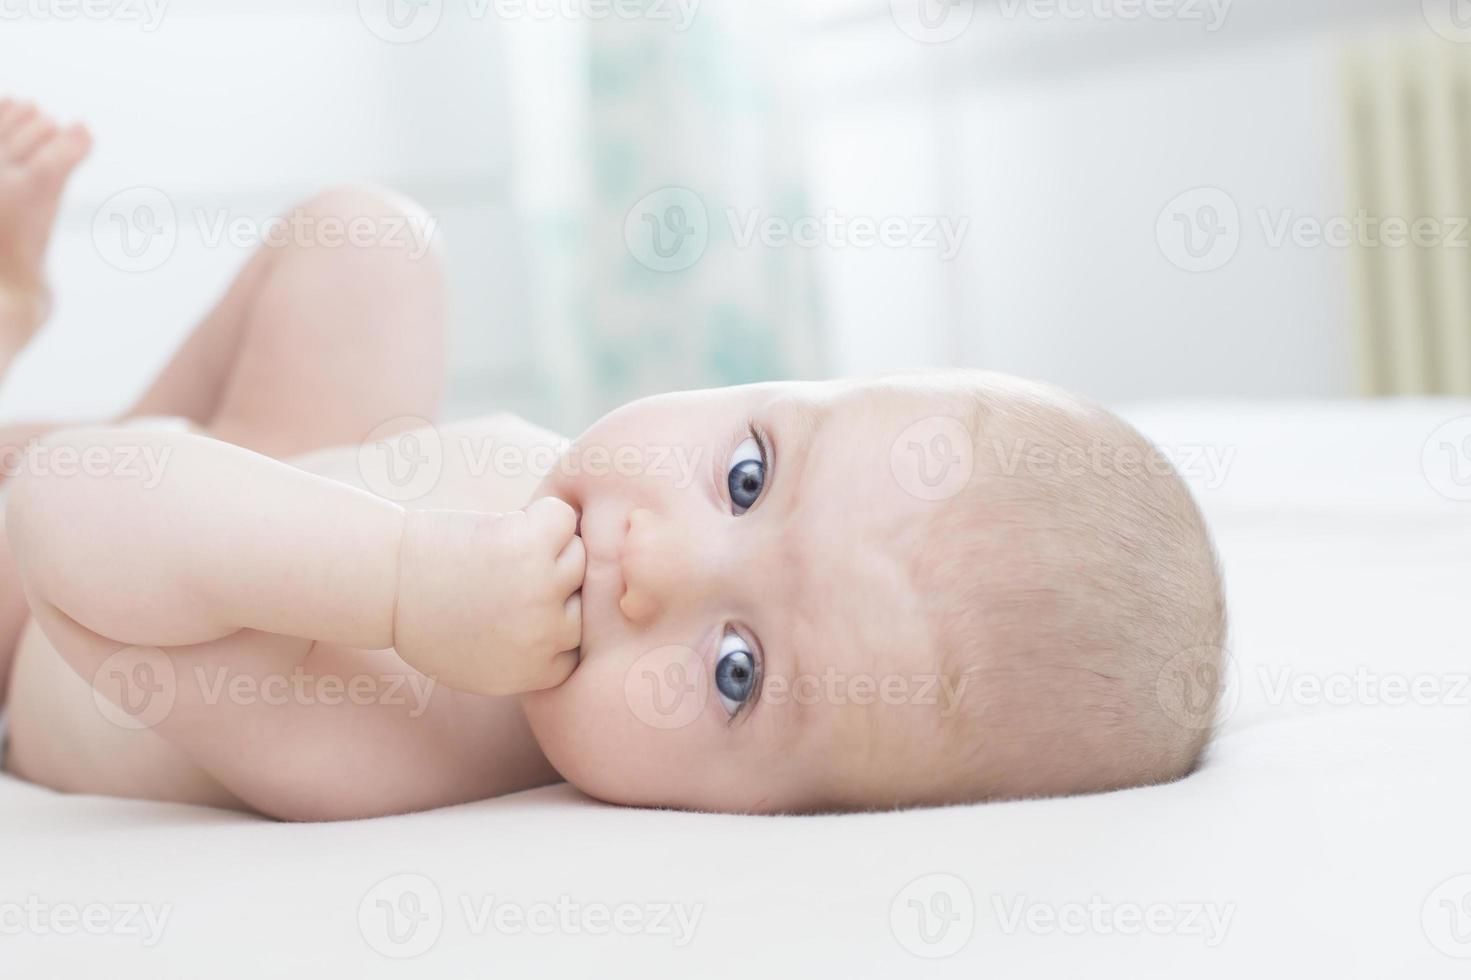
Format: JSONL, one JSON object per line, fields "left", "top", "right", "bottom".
{"left": 0, "top": 0, "right": 1467, "bottom": 434}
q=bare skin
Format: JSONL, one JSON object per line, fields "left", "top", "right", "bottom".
{"left": 1, "top": 103, "right": 1218, "bottom": 822}
{"left": 0, "top": 97, "right": 90, "bottom": 366}
{"left": 0, "top": 101, "right": 576, "bottom": 820}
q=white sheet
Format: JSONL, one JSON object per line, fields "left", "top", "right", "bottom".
{"left": 4, "top": 400, "right": 1470, "bottom": 978}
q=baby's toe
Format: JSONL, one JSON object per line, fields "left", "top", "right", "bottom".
{"left": 0, "top": 101, "right": 37, "bottom": 144}
{"left": 31, "top": 123, "right": 91, "bottom": 176}
{"left": 9, "top": 116, "right": 58, "bottom": 164}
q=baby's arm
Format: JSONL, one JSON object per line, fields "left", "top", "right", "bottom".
{"left": 5, "top": 427, "right": 582, "bottom": 694}
{"left": 6, "top": 427, "right": 401, "bottom": 651}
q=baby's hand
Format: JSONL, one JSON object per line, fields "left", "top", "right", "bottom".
{"left": 393, "top": 498, "right": 584, "bottom": 695}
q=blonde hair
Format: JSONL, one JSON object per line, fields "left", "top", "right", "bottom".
{"left": 913, "top": 374, "right": 1227, "bottom": 801}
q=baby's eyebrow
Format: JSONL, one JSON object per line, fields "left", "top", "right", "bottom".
{"left": 779, "top": 399, "right": 828, "bottom": 448}
{"left": 767, "top": 400, "right": 827, "bottom": 506}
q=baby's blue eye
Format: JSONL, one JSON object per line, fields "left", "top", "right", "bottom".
{"left": 727, "top": 436, "right": 765, "bottom": 515}
{"left": 714, "top": 632, "right": 758, "bottom": 716}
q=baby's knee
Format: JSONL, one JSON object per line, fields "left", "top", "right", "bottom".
{"left": 288, "top": 183, "right": 445, "bottom": 270}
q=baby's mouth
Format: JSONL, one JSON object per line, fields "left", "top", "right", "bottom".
{"left": 575, "top": 505, "right": 630, "bottom": 638}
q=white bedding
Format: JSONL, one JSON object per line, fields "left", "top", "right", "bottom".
{"left": 4, "top": 400, "right": 1470, "bottom": 978}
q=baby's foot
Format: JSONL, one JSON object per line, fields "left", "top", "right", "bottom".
{"left": 0, "top": 98, "right": 91, "bottom": 360}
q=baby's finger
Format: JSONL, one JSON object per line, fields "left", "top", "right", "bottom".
{"left": 558, "top": 592, "right": 582, "bottom": 652}
{"left": 555, "top": 536, "right": 586, "bottom": 594}
{"left": 524, "top": 496, "right": 578, "bottom": 547}
{"left": 538, "top": 649, "right": 579, "bottom": 690}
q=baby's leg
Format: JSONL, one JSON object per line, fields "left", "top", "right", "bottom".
{"left": 128, "top": 184, "right": 447, "bottom": 456}
{"left": 1, "top": 102, "right": 448, "bottom": 698}
{"left": 0, "top": 100, "right": 92, "bottom": 701}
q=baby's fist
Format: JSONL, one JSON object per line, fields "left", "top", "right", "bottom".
{"left": 393, "top": 500, "right": 584, "bottom": 695}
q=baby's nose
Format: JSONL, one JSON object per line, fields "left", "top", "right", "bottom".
{"left": 618, "top": 507, "right": 708, "bottom": 624}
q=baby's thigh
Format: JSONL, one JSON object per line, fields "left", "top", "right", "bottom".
{"left": 3, "top": 619, "right": 305, "bottom": 810}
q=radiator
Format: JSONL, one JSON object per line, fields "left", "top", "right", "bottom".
{"left": 1344, "top": 40, "right": 1471, "bottom": 396}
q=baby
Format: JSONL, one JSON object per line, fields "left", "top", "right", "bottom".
{"left": 0, "top": 101, "right": 1225, "bottom": 820}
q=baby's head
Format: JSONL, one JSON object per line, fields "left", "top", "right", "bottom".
{"left": 522, "top": 371, "right": 1225, "bottom": 812}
